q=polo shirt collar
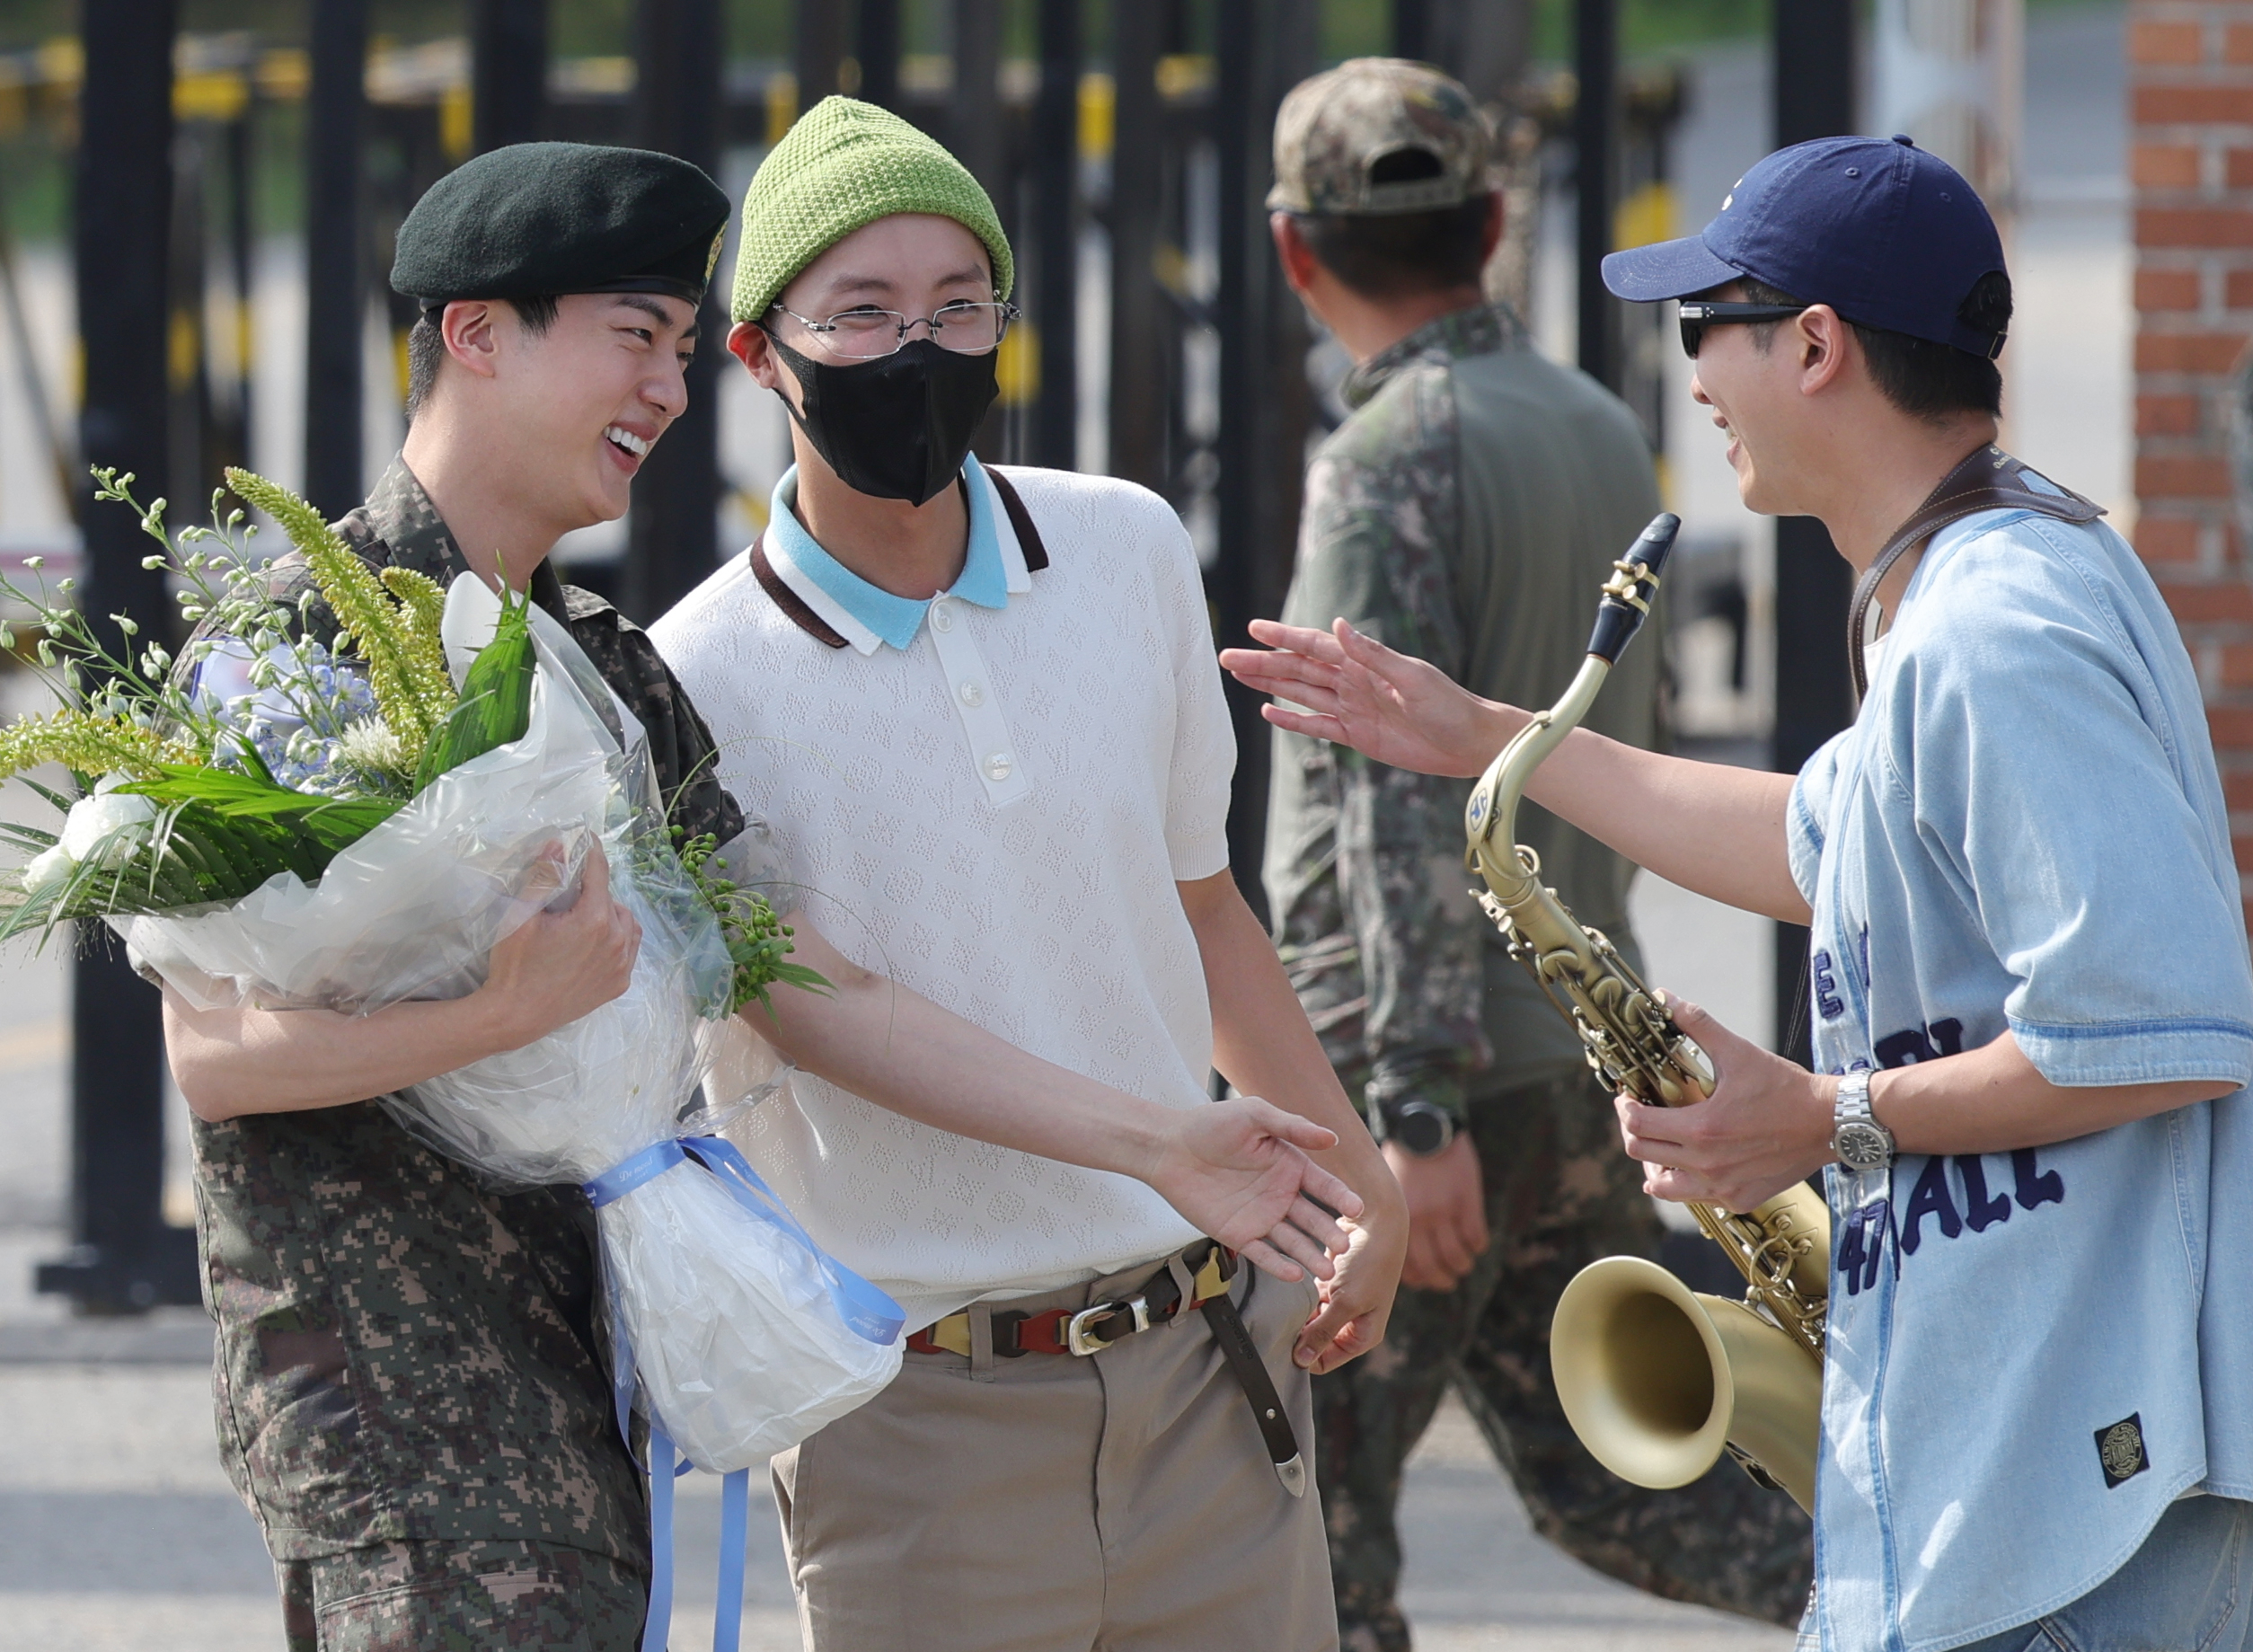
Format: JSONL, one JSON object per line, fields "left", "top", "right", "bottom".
{"left": 761, "top": 454, "right": 1028, "bottom": 656}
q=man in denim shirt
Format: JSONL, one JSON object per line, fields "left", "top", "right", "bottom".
{"left": 1223, "top": 135, "right": 2253, "bottom": 1651}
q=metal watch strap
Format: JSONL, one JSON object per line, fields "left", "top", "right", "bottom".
{"left": 1833, "top": 1067, "right": 1895, "bottom": 1172}
{"left": 1197, "top": 1268, "right": 1308, "bottom": 1498}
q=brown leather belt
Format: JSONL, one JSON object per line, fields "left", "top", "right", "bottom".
{"left": 906, "top": 1242, "right": 1307, "bottom": 1497}
{"left": 908, "top": 1243, "right": 1233, "bottom": 1358}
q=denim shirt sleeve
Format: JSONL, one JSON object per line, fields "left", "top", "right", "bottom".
{"left": 1787, "top": 730, "right": 1849, "bottom": 911}
{"left": 1884, "top": 526, "right": 2253, "bottom": 1088}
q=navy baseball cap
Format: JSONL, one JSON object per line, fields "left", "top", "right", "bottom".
{"left": 1603, "top": 134, "right": 2008, "bottom": 359}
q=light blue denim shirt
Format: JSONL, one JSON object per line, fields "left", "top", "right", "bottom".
{"left": 1786, "top": 506, "right": 2253, "bottom": 1651}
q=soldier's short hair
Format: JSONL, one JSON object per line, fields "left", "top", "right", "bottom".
{"left": 1292, "top": 154, "right": 1492, "bottom": 302}
{"left": 403, "top": 295, "right": 560, "bottom": 424}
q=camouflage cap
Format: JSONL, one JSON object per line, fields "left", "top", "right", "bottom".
{"left": 1268, "top": 58, "right": 1491, "bottom": 216}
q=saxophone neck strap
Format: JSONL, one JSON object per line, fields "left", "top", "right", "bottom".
{"left": 1846, "top": 445, "right": 2104, "bottom": 701}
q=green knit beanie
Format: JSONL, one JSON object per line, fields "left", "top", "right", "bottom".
{"left": 730, "top": 96, "right": 1014, "bottom": 323}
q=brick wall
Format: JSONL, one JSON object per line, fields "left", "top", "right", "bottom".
{"left": 2133, "top": 1, "right": 2253, "bottom": 917}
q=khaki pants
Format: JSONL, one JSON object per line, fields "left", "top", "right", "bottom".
{"left": 771, "top": 1253, "right": 1337, "bottom": 1652}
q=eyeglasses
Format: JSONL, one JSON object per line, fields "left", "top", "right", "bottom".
{"left": 766, "top": 300, "right": 1020, "bottom": 360}
{"left": 1677, "top": 301, "right": 1808, "bottom": 359}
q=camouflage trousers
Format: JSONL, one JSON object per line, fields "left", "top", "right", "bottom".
{"left": 274, "top": 1538, "right": 650, "bottom": 1651}
{"left": 1316, "top": 1068, "right": 1813, "bottom": 1650}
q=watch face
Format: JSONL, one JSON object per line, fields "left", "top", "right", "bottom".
{"left": 1391, "top": 1106, "right": 1453, "bottom": 1157}
{"left": 1835, "top": 1121, "right": 1892, "bottom": 1171}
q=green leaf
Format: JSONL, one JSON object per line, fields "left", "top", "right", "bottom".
{"left": 117, "top": 764, "right": 401, "bottom": 853}
{"left": 413, "top": 585, "right": 535, "bottom": 791}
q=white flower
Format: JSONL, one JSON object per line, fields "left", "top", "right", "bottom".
{"left": 57, "top": 790, "right": 157, "bottom": 870}
{"left": 441, "top": 571, "right": 505, "bottom": 688}
{"left": 19, "top": 844, "right": 73, "bottom": 894}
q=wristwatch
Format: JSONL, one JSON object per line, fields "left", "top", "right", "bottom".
{"left": 1375, "top": 1099, "right": 1457, "bottom": 1158}
{"left": 1831, "top": 1068, "right": 1895, "bottom": 1173}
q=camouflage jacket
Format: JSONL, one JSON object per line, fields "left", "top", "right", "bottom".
{"left": 190, "top": 457, "right": 741, "bottom": 1563}
{"left": 1263, "top": 305, "right": 1664, "bottom": 1125}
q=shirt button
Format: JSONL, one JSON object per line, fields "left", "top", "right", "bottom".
{"left": 931, "top": 603, "right": 954, "bottom": 633}
{"left": 984, "top": 752, "right": 1013, "bottom": 782}
{"left": 958, "top": 680, "right": 985, "bottom": 708}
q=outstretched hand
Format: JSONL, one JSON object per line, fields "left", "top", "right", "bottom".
{"left": 1148, "top": 1098, "right": 1360, "bottom": 1285}
{"left": 1218, "top": 618, "right": 1511, "bottom": 780}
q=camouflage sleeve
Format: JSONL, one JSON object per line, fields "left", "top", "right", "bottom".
{"left": 1287, "top": 367, "right": 1491, "bottom": 1123}
{"left": 560, "top": 595, "right": 745, "bottom": 849}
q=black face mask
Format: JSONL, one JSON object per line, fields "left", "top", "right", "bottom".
{"left": 767, "top": 334, "right": 998, "bottom": 507}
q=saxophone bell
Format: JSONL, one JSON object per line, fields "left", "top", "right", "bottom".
{"left": 1551, "top": 1255, "right": 1821, "bottom": 1514}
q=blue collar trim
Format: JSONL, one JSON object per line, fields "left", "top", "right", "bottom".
{"left": 765, "top": 454, "right": 1008, "bottom": 652}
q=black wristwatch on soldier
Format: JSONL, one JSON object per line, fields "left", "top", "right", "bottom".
{"left": 1374, "top": 1099, "right": 1457, "bottom": 1158}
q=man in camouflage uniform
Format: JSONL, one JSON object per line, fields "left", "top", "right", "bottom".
{"left": 167, "top": 144, "right": 738, "bottom": 1650}
{"left": 1261, "top": 62, "right": 1813, "bottom": 1646}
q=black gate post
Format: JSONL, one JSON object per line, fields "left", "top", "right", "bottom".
{"left": 473, "top": 0, "right": 550, "bottom": 154}
{"left": 1213, "top": 0, "right": 1318, "bottom": 923}
{"left": 36, "top": 0, "right": 197, "bottom": 1313}
{"left": 950, "top": 0, "right": 1005, "bottom": 458}
{"left": 856, "top": 0, "right": 903, "bottom": 113}
{"left": 1573, "top": 0, "right": 1618, "bottom": 393}
{"left": 1105, "top": 0, "right": 1164, "bottom": 490}
{"left": 795, "top": 0, "right": 846, "bottom": 115}
{"left": 950, "top": 0, "right": 1003, "bottom": 199}
{"left": 1030, "top": 0, "right": 1080, "bottom": 471}
{"left": 625, "top": 0, "right": 724, "bottom": 625}
{"left": 1393, "top": 0, "right": 1432, "bottom": 62}
{"left": 304, "top": 0, "right": 368, "bottom": 518}
{"left": 1769, "top": 0, "right": 1856, "bottom": 1061}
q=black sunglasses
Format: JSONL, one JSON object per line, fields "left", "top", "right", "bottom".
{"left": 1677, "top": 300, "right": 1808, "bottom": 359}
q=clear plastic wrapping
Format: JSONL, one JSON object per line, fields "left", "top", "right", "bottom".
{"left": 119, "top": 610, "right": 902, "bottom": 1472}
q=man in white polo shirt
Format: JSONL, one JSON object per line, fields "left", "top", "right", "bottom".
{"left": 651, "top": 98, "right": 1406, "bottom": 1650}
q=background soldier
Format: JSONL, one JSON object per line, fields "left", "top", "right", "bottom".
{"left": 1260, "top": 60, "right": 1814, "bottom": 1646}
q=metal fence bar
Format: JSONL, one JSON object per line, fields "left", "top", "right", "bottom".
{"left": 626, "top": 0, "right": 725, "bottom": 625}
{"left": 1574, "top": 0, "right": 1618, "bottom": 392}
{"left": 38, "top": 0, "right": 196, "bottom": 1315}
{"left": 1769, "top": 0, "right": 1857, "bottom": 1061}
{"left": 473, "top": 0, "right": 550, "bottom": 152}
{"left": 1031, "top": 0, "right": 1080, "bottom": 471}
{"left": 1106, "top": 2, "right": 1165, "bottom": 490}
{"left": 857, "top": 0, "right": 903, "bottom": 113}
{"left": 794, "top": 0, "right": 845, "bottom": 112}
{"left": 1213, "top": 0, "right": 1317, "bottom": 923}
{"left": 305, "top": 0, "right": 367, "bottom": 517}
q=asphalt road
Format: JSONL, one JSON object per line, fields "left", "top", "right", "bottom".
{"left": 0, "top": 1365, "right": 1788, "bottom": 1652}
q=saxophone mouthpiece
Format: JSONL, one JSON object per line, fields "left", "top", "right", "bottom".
{"left": 1586, "top": 513, "right": 1682, "bottom": 665}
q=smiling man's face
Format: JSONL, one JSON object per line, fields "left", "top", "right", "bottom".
{"left": 1686, "top": 280, "right": 1826, "bottom": 519}
{"left": 488, "top": 290, "right": 701, "bottom": 528}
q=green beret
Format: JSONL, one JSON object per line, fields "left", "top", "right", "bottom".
{"left": 392, "top": 142, "right": 730, "bottom": 308}
{"left": 730, "top": 97, "right": 1013, "bottom": 323}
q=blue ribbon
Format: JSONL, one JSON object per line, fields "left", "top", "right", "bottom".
{"left": 582, "top": 1135, "right": 906, "bottom": 1651}
{"left": 583, "top": 1138, "right": 687, "bottom": 1207}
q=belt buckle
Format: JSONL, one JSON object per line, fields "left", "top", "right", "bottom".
{"left": 1066, "top": 1294, "right": 1150, "bottom": 1356}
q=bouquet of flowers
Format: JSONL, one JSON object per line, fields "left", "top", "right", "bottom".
{"left": 0, "top": 469, "right": 903, "bottom": 1474}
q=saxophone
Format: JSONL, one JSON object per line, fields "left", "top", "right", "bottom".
{"left": 1463, "top": 512, "right": 1826, "bottom": 1513}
